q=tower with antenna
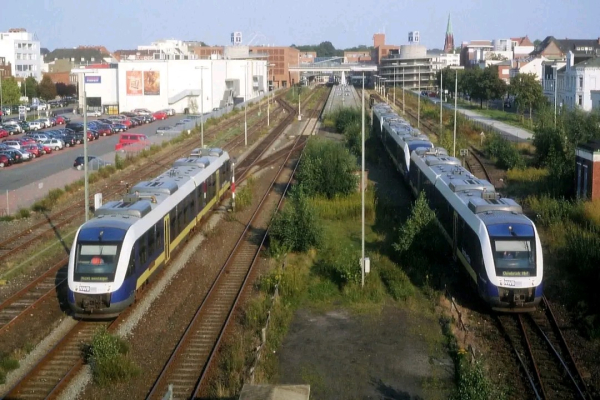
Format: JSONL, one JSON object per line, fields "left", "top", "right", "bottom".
{"left": 443, "top": 14, "right": 455, "bottom": 53}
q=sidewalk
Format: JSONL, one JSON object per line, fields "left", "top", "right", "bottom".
{"left": 420, "top": 92, "right": 534, "bottom": 143}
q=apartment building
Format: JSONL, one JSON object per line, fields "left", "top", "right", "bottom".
{"left": 0, "top": 28, "right": 42, "bottom": 80}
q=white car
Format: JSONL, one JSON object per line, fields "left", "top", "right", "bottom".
{"left": 38, "top": 118, "right": 52, "bottom": 128}
{"left": 86, "top": 110, "right": 102, "bottom": 117}
{"left": 3, "top": 140, "right": 22, "bottom": 150}
{"left": 37, "top": 103, "right": 48, "bottom": 111}
{"left": 28, "top": 121, "right": 42, "bottom": 130}
{"left": 41, "top": 138, "right": 64, "bottom": 151}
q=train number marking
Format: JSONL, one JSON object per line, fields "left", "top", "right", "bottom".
{"left": 79, "top": 286, "right": 91, "bottom": 292}
{"left": 501, "top": 280, "right": 515, "bottom": 287}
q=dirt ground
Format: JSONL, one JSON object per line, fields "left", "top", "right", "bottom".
{"left": 277, "top": 306, "right": 453, "bottom": 400}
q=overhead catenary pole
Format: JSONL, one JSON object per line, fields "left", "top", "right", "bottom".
{"left": 453, "top": 69, "right": 458, "bottom": 157}
{"left": 83, "top": 76, "right": 89, "bottom": 221}
{"left": 393, "top": 65, "right": 396, "bottom": 105}
{"left": 361, "top": 72, "right": 365, "bottom": 289}
{"left": 402, "top": 66, "right": 405, "bottom": 114}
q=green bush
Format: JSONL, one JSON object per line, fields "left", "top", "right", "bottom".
{"left": 483, "top": 133, "right": 524, "bottom": 170}
{"left": 269, "top": 185, "right": 322, "bottom": 254}
{"left": 297, "top": 138, "right": 357, "bottom": 199}
{"left": 313, "top": 240, "right": 360, "bottom": 287}
{"left": 235, "top": 178, "right": 255, "bottom": 211}
{"left": 114, "top": 153, "right": 125, "bottom": 170}
{"left": 47, "top": 188, "right": 64, "bottom": 202}
{"left": 393, "top": 191, "right": 439, "bottom": 256}
{"left": 17, "top": 208, "right": 31, "bottom": 219}
{"left": 85, "top": 327, "right": 140, "bottom": 386}
{"left": 0, "top": 353, "right": 19, "bottom": 385}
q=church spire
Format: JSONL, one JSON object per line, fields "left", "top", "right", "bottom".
{"left": 443, "top": 13, "right": 455, "bottom": 53}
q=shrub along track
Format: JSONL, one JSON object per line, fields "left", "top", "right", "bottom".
{"left": 146, "top": 86, "right": 328, "bottom": 400}
{"left": 495, "top": 296, "right": 591, "bottom": 400}
{"left": 0, "top": 97, "right": 287, "bottom": 337}
{"left": 0, "top": 88, "right": 326, "bottom": 400}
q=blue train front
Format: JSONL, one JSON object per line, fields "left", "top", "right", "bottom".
{"left": 68, "top": 148, "right": 232, "bottom": 318}
{"left": 371, "top": 102, "right": 543, "bottom": 311}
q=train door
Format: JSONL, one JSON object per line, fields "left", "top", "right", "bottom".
{"left": 164, "top": 214, "right": 171, "bottom": 263}
{"left": 452, "top": 212, "right": 458, "bottom": 261}
{"left": 216, "top": 170, "right": 221, "bottom": 199}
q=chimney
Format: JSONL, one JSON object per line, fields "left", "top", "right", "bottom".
{"left": 567, "top": 51, "right": 574, "bottom": 68}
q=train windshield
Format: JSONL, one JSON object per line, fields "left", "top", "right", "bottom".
{"left": 492, "top": 239, "right": 536, "bottom": 277}
{"left": 74, "top": 242, "right": 120, "bottom": 282}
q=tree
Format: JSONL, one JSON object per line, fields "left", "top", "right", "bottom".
{"left": 1, "top": 77, "right": 22, "bottom": 105}
{"left": 436, "top": 68, "right": 464, "bottom": 97}
{"left": 509, "top": 73, "right": 545, "bottom": 125}
{"left": 464, "top": 66, "right": 506, "bottom": 108}
{"left": 20, "top": 76, "right": 38, "bottom": 100}
{"left": 38, "top": 74, "right": 57, "bottom": 101}
{"left": 533, "top": 39, "right": 542, "bottom": 48}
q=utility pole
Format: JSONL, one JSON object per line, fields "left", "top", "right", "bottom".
{"left": 83, "top": 81, "right": 89, "bottom": 221}
{"left": 402, "top": 67, "right": 405, "bottom": 115}
{"left": 393, "top": 66, "right": 396, "bottom": 105}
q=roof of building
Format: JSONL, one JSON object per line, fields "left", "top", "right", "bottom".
{"left": 511, "top": 36, "right": 533, "bottom": 46}
{"left": 575, "top": 57, "right": 600, "bottom": 68}
{"left": 531, "top": 36, "right": 600, "bottom": 57}
{"left": 578, "top": 139, "right": 600, "bottom": 153}
{"left": 44, "top": 48, "right": 106, "bottom": 63}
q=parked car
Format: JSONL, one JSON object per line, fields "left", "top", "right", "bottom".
{"left": 23, "top": 144, "right": 41, "bottom": 158}
{"left": 153, "top": 111, "right": 168, "bottom": 120}
{"left": 0, "top": 149, "right": 22, "bottom": 164}
{"left": 0, "top": 153, "right": 11, "bottom": 168}
{"left": 108, "top": 122, "right": 127, "bottom": 132}
{"left": 37, "top": 118, "right": 52, "bottom": 128}
{"left": 40, "top": 138, "right": 64, "bottom": 151}
{"left": 14, "top": 148, "right": 32, "bottom": 161}
{"left": 3, "top": 140, "right": 22, "bottom": 150}
{"left": 3, "top": 125, "right": 20, "bottom": 135}
{"left": 28, "top": 121, "right": 42, "bottom": 130}
{"left": 0, "top": 129, "right": 8, "bottom": 139}
{"left": 156, "top": 126, "right": 177, "bottom": 135}
{"left": 73, "top": 155, "right": 111, "bottom": 170}
{"left": 86, "top": 110, "right": 102, "bottom": 117}
{"left": 57, "top": 115, "right": 70, "bottom": 124}
{"left": 133, "top": 108, "right": 152, "bottom": 116}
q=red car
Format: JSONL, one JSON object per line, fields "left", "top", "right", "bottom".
{"left": 55, "top": 116, "right": 66, "bottom": 124}
{"left": 23, "top": 144, "right": 41, "bottom": 158}
{"left": 41, "top": 144, "right": 52, "bottom": 154}
{"left": 96, "top": 126, "right": 112, "bottom": 136}
{"left": 153, "top": 111, "right": 167, "bottom": 120}
{"left": 0, "top": 154, "right": 11, "bottom": 167}
{"left": 19, "top": 138, "right": 37, "bottom": 146}
{"left": 0, "top": 129, "right": 8, "bottom": 139}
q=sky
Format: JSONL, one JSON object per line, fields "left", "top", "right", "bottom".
{"left": 1, "top": 0, "right": 598, "bottom": 51}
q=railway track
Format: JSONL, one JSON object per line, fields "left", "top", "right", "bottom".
{"left": 0, "top": 89, "right": 326, "bottom": 400}
{"left": 3, "top": 320, "right": 113, "bottom": 399}
{"left": 496, "top": 296, "right": 591, "bottom": 400}
{"left": 0, "top": 98, "right": 286, "bottom": 336}
{"left": 146, "top": 88, "right": 329, "bottom": 400}
{"left": 0, "top": 96, "right": 284, "bottom": 267}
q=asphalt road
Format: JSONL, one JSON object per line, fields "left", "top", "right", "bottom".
{"left": 1, "top": 113, "right": 197, "bottom": 191}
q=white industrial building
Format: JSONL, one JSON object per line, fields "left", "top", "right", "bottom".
{"left": 73, "top": 58, "right": 268, "bottom": 114}
{"left": 0, "top": 28, "right": 43, "bottom": 80}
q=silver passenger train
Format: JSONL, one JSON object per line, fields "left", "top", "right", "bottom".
{"left": 372, "top": 103, "right": 543, "bottom": 311}
{"left": 67, "top": 148, "right": 232, "bottom": 318}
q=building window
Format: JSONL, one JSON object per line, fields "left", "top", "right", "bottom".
{"left": 578, "top": 95, "right": 583, "bottom": 106}
{"left": 579, "top": 77, "right": 583, "bottom": 89}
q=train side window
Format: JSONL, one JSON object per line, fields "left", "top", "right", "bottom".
{"left": 156, "top": 222, "right": 162, "bottom": 248}
{"left": 126, "top": 248, "right": 135, "bottom": 277}
{"left": 139, "top": 232, "right": 147, "bottom": 266}
{"left": 148, "top": 225, "right": 156, "bottom": 256}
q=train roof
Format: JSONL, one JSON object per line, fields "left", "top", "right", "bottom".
{"left": 90, "top": 148, "right": 228, "bottom": 225}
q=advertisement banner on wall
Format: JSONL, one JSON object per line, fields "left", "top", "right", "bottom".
{"left": 143, "top": 71, "right": 160, "bottom": 95}
{"left": 126, "top": 71, "right": 142, "bottom": 95}
{"left": 85, "top": 76, "right": 101, "bottom": 84}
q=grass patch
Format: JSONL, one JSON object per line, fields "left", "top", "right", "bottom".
{"left": 235, "top": 176, "right": 255, "bottom": 211}
{"left": 0, "top": 353, "right": 19, "bottom": 385}
{"left": 84, "top": 327, "right": 140, "bottom": 386}
{"left": 17, "top": 208, "right": 31, "bottom": 219}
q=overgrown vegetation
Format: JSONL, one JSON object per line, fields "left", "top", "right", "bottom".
{"left": 0, "top": 353, "right": 19, "bottom": 385}
{"left": 296, "top": 138, "right": 357, "bottom": 198}
{"left": 235, "top": 177, "right": 255, "bottom": 211}
{"left": 84, "top": 327, "right": 140, "bottom": 386}
{"left": 482, "top": 133, "right": 525, "bottom": 169}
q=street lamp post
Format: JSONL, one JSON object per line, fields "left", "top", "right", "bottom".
{"left": 417, "top": 65, "right": 421, "bottom": 128}
{"left": 361, "top": 71, "right": 365, "bottom": 288}
{"left": 440, "top": 68, "right": 443, "bottom": 137}
{"left": 402, "top": 66, "right": 405, "bottom": 114}
{"left": 241, "top": 64, "right": 248, "bottom": 146}
{"left": 195, "top": 66, "right": 208, "bottom": 148}
{"left": 553, "top": 65, "right": 558, "bottom": 127}
{"left": 267, "top": 63, "right": 275, "bottom": 127}
{"left": 75, "top": 69, "right": 98, "bottom": 221}
{"left": 393, "top": 65, "right": 396, "bottom": 105}
{"left": 453, "top": 69, "right": 458, "bottom": 158}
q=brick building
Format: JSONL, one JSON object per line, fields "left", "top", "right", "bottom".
{"left": 575, "top": 140, "right": 600, "bottom": 200}
{"left": 299, "top": 51, "right": 316, "bottom": 64}
{"left": 371, "top": 33, "right": 400, "bottom": 65}
{"left": 0, "top": 56, "right": 11, "bottom": 78}
{"left": 344, "top": 50, "right": 371, "bottom": 63}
